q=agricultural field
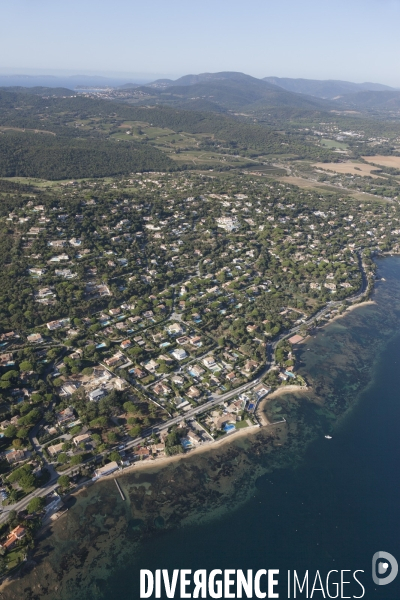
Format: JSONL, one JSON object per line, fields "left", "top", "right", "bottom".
{"left": 313, "top": 161, "right": 384, "bottom": 178}
{"left": 319, "top": 138, "right": 349, "bottom": 151}
{"left": 362, "top": 155, "right": 400, "bottom": 169}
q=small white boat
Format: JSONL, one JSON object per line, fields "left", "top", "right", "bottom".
{"left": 325, "top": 435, "right": 332, "bottom": 439}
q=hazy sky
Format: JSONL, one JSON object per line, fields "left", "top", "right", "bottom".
{"left": 2, "top": 0, "right": 400, "bottom": 85}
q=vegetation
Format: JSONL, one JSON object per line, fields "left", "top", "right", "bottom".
{"left": 27, "top": 496, "right": 45, "bottom": 513}
{"left": 0, "top": 80, "right": 399, "bottom": 574}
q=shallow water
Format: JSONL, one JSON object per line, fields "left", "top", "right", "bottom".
{"left": 3, "top": 257, "right": 400, "bottom": 599}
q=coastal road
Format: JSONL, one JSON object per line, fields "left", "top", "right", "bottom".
{"left": 0, "top": 254, "right": 370, "bottom": 523}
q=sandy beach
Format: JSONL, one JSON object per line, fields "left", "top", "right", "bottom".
{"left": 78, "top": 423, "right": 263, "bottom": 486}
{"left": 257, "top": 385, "right": 308, "bottom": 425}
{"left": 323, "top": 300, "right": 376, "bottom": 327}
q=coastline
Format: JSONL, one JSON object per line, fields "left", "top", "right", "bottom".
{"left": 321, "top": 300, "right": 376, "bottom": 327}
{"left": 2, "top": 259, "right": 396, "bottom": 599}
{"left": 85, "top": 423, "right": 264, "bottom": 484}
{"left": 31, "top": 300, "right": 378, "bottom": 508}
{"left": 257, "top": 385, "right": 308, "bottom": 425}
{"left": 0, "top": 292, "right": 376, "bottom": 588}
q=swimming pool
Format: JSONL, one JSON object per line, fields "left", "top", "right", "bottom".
{"left": 223, "top": 424, "right": 236, "bottom": 433}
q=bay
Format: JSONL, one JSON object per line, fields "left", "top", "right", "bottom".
{"left": 2, "top": 257, "right": 400, "bottom": 599}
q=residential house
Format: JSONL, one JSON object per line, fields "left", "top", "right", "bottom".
{"left": 48, "top": 442, "right": 64, "bottom": 457}
{"left": 171, "top": 348, "right": 188, "bottom": 361}
{"left": 46, "top": 318, "right": 70, "bottom": 331}
{"left": 49, "top": 254, "right": 69, "bottom": 262}
{"left": 144, "top": 359, "right": 159, "bottom": 373}
{"left": 104, "top": 352, "right": 124, "bottom": 367}
{"left": 134, "top": 447, "right": 150, "bottom": 459}
{"left": 92, "top": 367, "right": 111, "bottom": 382}
{"left": 1, "top": 526, "right": 26, "bottom": 550}
{"left": 187, "top": 431, "right": 201, "bottom": 445}
{"left": 132, "top": 367, "right": 145, "bottom": 379}
{"left": 167, "top": 323, "right": 184, "bottom": 336}
{"left": 189, "top": 336, "right": 202, "bottom": 347}
{"left": 27, "top": 333, "right": 44, "bottom": 344}
{"left": 153, "top": 382, "right": 171, "bottom": 396}
{"left": 0, "top": 354, "right": 14, "bottom": 367}
{"left": 56, "top": 407, "right": 75, "bottom": 425}
{"left": 0, "top": 331, "right": 18, "bottom": 342}
{"left": 55, "top": 269, "right": 76, "bottom": 279}
{"left": 187, "top": 386, "right": 201, "bottom": 399}
{"left": 189, "top": 364, "right": 205, "bottom": 378}
{"left": 158, "top": 354, "right": 173, "bottom": 364}
{"left": 6, "top": 450, "right": 25, "bottom": 464}
{"left": 244, "top": 360, "right": 258, "bottom": 373}
{"left": 88, "top": 388, "right": 106, "bottom": 402}
{"left": 143, "top": 310, "right": 154, "bottom": 319}
{"left": 73, "top": 433, "right": 91, "bottom": 446}
{"left": 62, "top": 381, "right": 80, "bottom": 396}
{"left": 48, "top": 240, "right": 66, "bottom": 248}
{"left": 215, "top": 415, "right": 232, "bottom": 429}
{"left": 29, "top": 268, "right": 46, "bottom": 276}
{"left": 114, "top": 377, "right": 126, "bottom": 390}
{"left": 203, "top": 356, "right": 216, "bottom": 369}
{"left": 253, "top": 384, "right": 270, "bottom": 400}
{"left": 152, "top": 443, "right": 166, "bottom": 455}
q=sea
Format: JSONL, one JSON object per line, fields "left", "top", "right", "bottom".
{"left": 2, "top": 256, "right": 400, "bottom": 600}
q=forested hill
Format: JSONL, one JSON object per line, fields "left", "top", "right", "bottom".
{"left": 0, "top": 90, "right": 176, "bottom": 179}
{"left": 0, "top": 86, "right": 76, "bottom": 97}
{"left": 0, "top": 131, "right": 175, "bottom": 179}
{"left": 0, "top": 88, "right": 338, "bottom": 180}
{"left": 0, "top": 90, "right": 336, "bottom": 179}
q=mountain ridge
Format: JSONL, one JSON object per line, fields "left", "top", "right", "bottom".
{"left": 263, "top": 76, "right": 397, "bottom": 99}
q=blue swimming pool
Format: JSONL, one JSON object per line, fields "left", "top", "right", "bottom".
{"left": 223, "top": 424, "right": 235, "bottom": 433}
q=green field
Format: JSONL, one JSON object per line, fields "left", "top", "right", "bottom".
{"left": 235, "top": 420, "right": 250, "bottom": 429}
{"left": 320, "top": 138, "right": 349, "bottom": 150}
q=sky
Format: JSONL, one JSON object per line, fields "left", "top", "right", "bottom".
{"left": 2, "top": 0, "right": 400, "bottom": 85}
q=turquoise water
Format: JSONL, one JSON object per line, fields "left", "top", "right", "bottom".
{"left": 5, "top": 257, "right": 400, "bottom": 599}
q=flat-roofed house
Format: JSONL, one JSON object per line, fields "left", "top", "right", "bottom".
{"left": 93, "top": 461, "right": 119, "bottom": 480}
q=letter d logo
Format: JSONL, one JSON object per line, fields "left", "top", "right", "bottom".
{"left": 372, "top": 552, "right": 398, "bottom": 586}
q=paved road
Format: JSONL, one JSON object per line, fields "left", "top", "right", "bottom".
{"left": 0, "top": 254, "right": 369, "bottom": 524}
